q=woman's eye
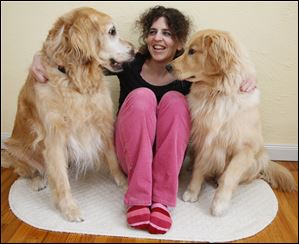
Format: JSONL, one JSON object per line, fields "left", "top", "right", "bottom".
{"left": 109, "top": 27, "right": 116, "bottom": 36}
{"left": 163, "top": 31, "right": 172, "bottom": 37}
{"left": 149, "top": 30, "right": 156, "bottom": 35}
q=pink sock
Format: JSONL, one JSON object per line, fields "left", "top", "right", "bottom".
{"left": 127, "top": 206, "right": 150, "bottom": 230}
{"left": 148, "top": 203, "right": 172, "bottom": 234}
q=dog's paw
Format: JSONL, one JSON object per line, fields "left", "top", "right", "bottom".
{"left": 182, "top": 190, "right": 199, "bottom": 202}
{"left": 31, "top": 176, "right": 47, "bottom": 191}
{"left": 210, "top": 198, "right": 229, "bottom": 216}
{"left": 210, "top": 203, "right": 227, "bottom": 216}
{"left": 62, "top": 206, "right": 84, "bottom": 222}
{"left": 1, "top": 149, "right": 12, "bottom": 168}
{"left": 57, "top": 199, "right": 84, "bottom": 222}
{"left": 121, "top": 182, "right": 128, "bottom": 192}
{"left": 114, "top": 172, "right": 127, "bottom": 188}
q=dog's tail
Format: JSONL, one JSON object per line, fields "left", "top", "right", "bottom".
{"left": 260, "top": 160, "right": 297, "bottom": 192}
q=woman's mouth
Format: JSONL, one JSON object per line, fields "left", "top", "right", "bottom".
{"left": 153, "top": 44, "right": 166, "bottom": 51}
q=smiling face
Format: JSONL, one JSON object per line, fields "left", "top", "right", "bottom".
{"left": 146, "top": 17, "right": 182, "bottom": 63}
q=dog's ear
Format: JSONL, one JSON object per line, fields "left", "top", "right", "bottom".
{"left": 68, "top": 14, "right": 99, "bottom": 63}
{"left": 200, "top": 35, "right": 222, "bottom": 75}
{"left": 43, "top": 18, "right": 68, "bottom": 65}
{"left": 204, "top": 35, "right": 213, "bottom": 48}
{"left": 204, "top": 33, "right": 237, "bottom": 73}
{"left": 43, "top": 14, "right": 97, "bottom": 65}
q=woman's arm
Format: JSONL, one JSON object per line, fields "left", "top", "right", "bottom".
{"left": 31, "top": 52, "right": 48, "bottom": 83}
{"left": 240, "top": 78, "right": 256, "bottom": 92}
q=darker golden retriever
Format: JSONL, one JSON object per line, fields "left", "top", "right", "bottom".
{"left": 167, "top": 29, "right": 296, "bottom": 216}
{"left": 1, "top": 7, "right": 134, "bottom": 221}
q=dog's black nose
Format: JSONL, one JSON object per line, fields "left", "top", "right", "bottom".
{"left": 165, "top": 64, "right": 173, "bottom": 73}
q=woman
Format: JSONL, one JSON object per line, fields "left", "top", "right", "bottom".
{"left": 31, "top": 6, "right": 256, "bottom": 234}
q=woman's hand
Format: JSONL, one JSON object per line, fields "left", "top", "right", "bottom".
{"left": 31, "top": 52, "right": 48, "bottom": 83}
{"left": 240, "top": 78, "right": 256, "bottom": 92}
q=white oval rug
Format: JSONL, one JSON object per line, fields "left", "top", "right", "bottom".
{"left": 8, "top": 168, "right": 278, "bottom": 242}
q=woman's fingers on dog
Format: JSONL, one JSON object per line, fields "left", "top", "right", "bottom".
{"left": 240, "top": 79, "right": 256, "bottom": 92}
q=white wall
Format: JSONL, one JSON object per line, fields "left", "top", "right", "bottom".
{"left": 1, "top": 1, "right": 298, "bottom": 159}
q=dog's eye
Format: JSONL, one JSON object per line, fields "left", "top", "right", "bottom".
{"left": 188, "top": 48, "right": 196, "bottom": 55}
{"left": 109, "top": 26, "right": 116, "bottom": 36}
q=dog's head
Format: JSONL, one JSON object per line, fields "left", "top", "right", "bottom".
{"left": 166, "top": 29, "right": 246, "bottom": 87}
{"left": 43, "top": 7, "right": 134, "bottom": 73}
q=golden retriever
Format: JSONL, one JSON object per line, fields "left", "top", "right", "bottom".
{"left": 166, "top": 29, "right": 296, "bottom": 216}
{"left": 1, "top": 7, "right": 134, "bottom": 222}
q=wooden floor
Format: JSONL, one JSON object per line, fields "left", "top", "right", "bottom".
{"left": 1, "top": 161, "right": 298, "bottom": 243}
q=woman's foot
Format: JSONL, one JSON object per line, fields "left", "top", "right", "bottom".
{"left": 148, "top": 203, "right": 172, "bottom": 234}
{"left": 127, "top": 205, "right": 150, "bottom": 230}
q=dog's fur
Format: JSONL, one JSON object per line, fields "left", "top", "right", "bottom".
{"left": 167, "top": 29, "right": 296, "bottom": 216}
{"left": 1, "top": 7, "right": 134, "bottom": 221}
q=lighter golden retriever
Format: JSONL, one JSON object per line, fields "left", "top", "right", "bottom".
{"left": 1, "top": 7, "right": 134, "bottom": 222}
{"left": 167, "top": 29, "right": 296, "bottom": 216}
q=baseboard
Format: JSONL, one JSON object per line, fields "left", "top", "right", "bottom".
{"left": 265, "top": 144, "right": 298, "bottom": 161}
{"left": 1, "top": 133, "right": 298, "bottom": 161}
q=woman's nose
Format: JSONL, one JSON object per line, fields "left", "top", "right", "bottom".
{"left": 153, "top": 31, "right": 163, "bottom": 41}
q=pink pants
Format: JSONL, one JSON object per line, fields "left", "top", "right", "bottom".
{"left": 115, "top": 88, "right": 191, "bottom": 207}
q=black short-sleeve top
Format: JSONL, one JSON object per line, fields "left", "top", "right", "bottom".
{"left": 115, "top": 52, "right": 191, "bottom": 110}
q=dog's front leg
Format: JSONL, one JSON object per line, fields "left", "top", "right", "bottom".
{"left": 103, "top": 137, "right": 127, "bottom": 190}
{"left": 183, "top": 165, "right": 205, "bottom": 202}
{"left": 182, "top": 152, "right": 207, "bottom": 202}
{"left": 211, "top": 149, "right": 254, "bottom": 216}
{"left": 43, "top": 135, "right": 83, "bottom": 222}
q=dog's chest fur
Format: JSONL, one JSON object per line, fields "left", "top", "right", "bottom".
{"left": 34, "top": 81, "right": 114, "bottom": 172}
{"left": 188, "top": 87, "right": 260, "bottom": 146}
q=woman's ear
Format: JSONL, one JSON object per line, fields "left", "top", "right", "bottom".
{"left": 177, "top": 42, "right": 184, "bottom": 51}
{"left": 174, "top": 41, "right": 185, "bottom": 57}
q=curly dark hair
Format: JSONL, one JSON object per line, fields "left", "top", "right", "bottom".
{"left": 135, "top": 5, "right": 191, "bottom": 56}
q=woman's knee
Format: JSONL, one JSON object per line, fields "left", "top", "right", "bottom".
{"left": 159, "top": 91, "right": 189, "bottom": 113}
{"left": 121, "top": 88, "right": 157, "bottom": 114}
